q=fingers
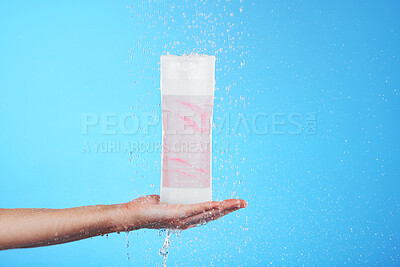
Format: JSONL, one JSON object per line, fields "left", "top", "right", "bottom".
{"left": 146, "top": 195, "right": 161, "bottom": 204}
{"left": 178, "top": 206, "right": 241, "bottom": 230}
{"left": 179, "top": 199, "right": 246, "bottom": 218}
{"left": 175, "top": 199, "right": 247, "bottom": 229}
{"left": 218, "top": 199, "right": 247, "bottom": 210}
{"left": 174, "top": 199, "right": 246, "bottom": 219}
{"left": 135, "top": 195, "right": 160, "bottom": 204}
{"left": 177, "top": 201, "right": 220, "bottom": 218}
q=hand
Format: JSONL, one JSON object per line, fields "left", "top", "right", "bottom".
{"left": 118, "top": 195, "right": 247, "bottom": 231}
{"left": 0, "top": 195, "right": 247, "bottom": 250}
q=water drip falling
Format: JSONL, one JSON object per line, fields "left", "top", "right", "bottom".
{"left": 158, "top": 229, "right": 182, "bottom": 267}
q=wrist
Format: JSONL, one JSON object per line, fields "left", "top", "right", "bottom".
{"left": 107, "top": 203, "right": 142, "bottom": 233}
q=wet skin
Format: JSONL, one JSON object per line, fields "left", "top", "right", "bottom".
{"left": 0, "top": 195, "right": 247, "bottom": 250}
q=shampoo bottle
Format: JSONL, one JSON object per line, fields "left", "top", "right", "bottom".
{"left": 160, "top": 54, "right": 215, "bottom": 204}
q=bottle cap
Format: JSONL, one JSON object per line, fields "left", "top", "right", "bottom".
{"left": 161, "top": 53, "right": 215, "bottom": 96}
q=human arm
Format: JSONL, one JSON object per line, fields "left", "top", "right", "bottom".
{"left": 0, "top": 195, "right": 246, "bottom": 250}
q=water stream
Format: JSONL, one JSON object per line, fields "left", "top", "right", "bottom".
{"left": 158, "top": 229, "right": 182, "bottom": 267}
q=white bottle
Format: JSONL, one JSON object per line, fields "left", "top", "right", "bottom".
{"left": 160, "top": 54, "right": 215, "bottom": 204}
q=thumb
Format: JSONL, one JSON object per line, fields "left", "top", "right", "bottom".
{"left": 138, "top": 195, "right": 160, "bottom": 204}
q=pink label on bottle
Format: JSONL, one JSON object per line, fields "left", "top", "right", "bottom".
{"left": 162, "top": 95, "right": 213, "bottom": 188}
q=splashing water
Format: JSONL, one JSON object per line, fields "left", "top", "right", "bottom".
{"left": 158, "top": 229, "right": 182, "bottom": 267}
{"left": 159, "top": 229, "right": 171, "bottom": 267}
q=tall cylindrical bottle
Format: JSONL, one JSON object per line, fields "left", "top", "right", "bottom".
{"left": 160, "top": 54, "right": 215, "bottom": 204}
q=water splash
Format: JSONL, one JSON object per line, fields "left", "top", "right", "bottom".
{"left": 159, "top": 229, "right": 171, "bottom": 267}
{"left": 158, "top": 229, "right": 182, "bottom": 267}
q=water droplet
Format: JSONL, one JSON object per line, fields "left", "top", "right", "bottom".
{"left": 125, "top": 232, "right": 130, "bottom": 248}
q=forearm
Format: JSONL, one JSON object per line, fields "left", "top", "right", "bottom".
{"left": 0, "top": 196, "right": 246, "bottom": 250}
{"left": 0, "top": 204, "right": 132, "bottom": 250}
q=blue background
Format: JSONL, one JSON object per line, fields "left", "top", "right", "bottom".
{"left": 1, "top": 0, "right": 399, "bottom": 265}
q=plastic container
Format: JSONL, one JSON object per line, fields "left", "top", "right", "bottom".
{"left": 160, "top": 54, "right": 215, "bottom": 204}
